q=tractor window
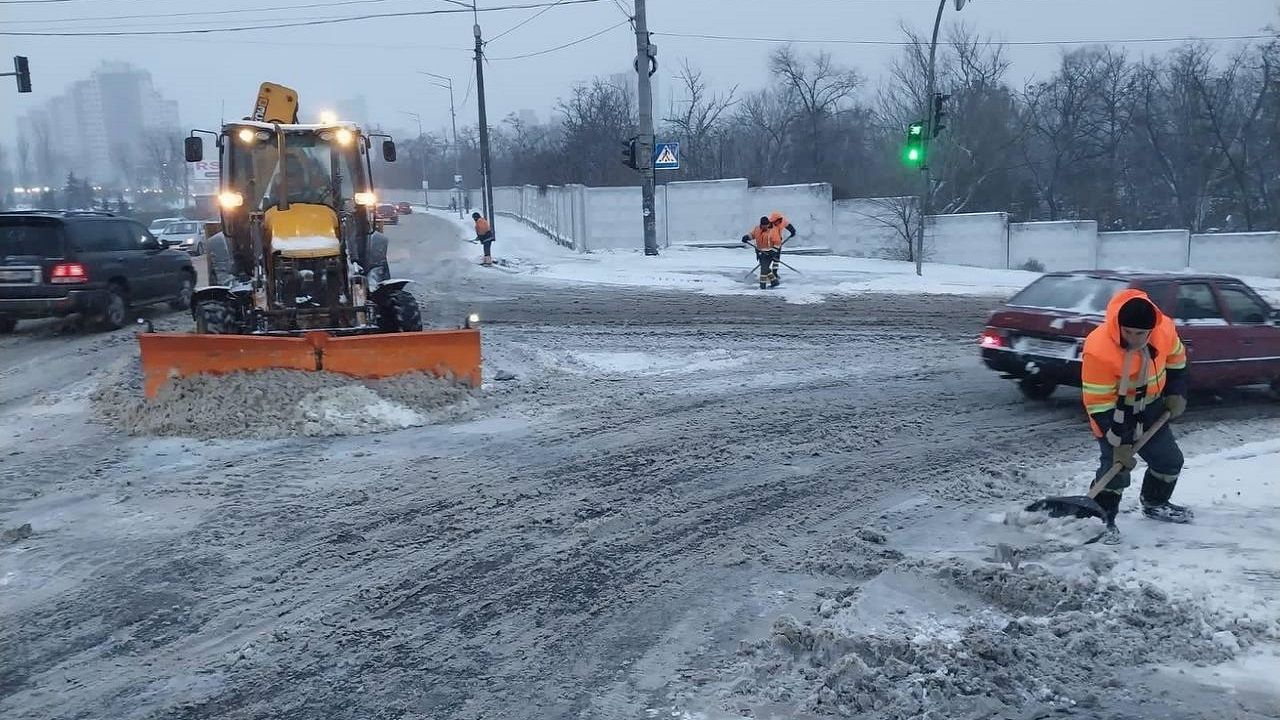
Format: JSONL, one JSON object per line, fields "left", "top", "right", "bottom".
{"left": 227, "top": 130, "right": 365, "bottom": 211}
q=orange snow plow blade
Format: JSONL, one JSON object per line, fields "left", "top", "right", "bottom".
{"left": 138, "top": 329, "right": 482, "bottom": 398}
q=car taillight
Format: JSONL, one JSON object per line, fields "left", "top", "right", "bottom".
{"left": 979, "top": 327, "right": 1008, "bottom": 349}
{"left": 50, "top": 262, "right": 89, "bottom": 284}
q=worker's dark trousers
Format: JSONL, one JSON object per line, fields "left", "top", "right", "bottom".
{"left": 1094, "top": 402, "right": 1184, "bottom": 522}
{"left": 482, "top": 240, "right": 493, "bottom": 257}
{"left": 757, "top": 250, "right": 779, "bottom": 280}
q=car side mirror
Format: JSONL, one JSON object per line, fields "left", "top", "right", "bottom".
{"left": 185, "top": 136, "right": 204, "bottom": 162}
{"left": 382, "top": 140, "right": 397, "bottom": 163}
{"left": 1271, "top": 309, "right": 1280, "bottom": 326}
{"left": 142, "top": 237, "right": 162, "bottom": 251}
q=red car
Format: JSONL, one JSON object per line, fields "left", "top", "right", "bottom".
{"left": 395, "top": 201, "right": 413, "bottom": 215}
{"left": 374, "top": 203, "right": 399, "bottom": 225}
{"left": 980, "top": 271, "right": 1280, "bottom": 400}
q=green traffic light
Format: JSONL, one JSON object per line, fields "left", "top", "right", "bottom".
{"left": 907, "top": 148, "right": 920, "bottom": 161}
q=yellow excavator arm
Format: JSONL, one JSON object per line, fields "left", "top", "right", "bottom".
{"left": 253, "top": 82, "right": 299, "bottom": 123}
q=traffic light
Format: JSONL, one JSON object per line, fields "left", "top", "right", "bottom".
{"left": 13, "top": 56, "right": 31, "bottom": 93}
{"left": 620, "top": 136, "right": 638, "bottom": 170}
{"left": 932, "top": 93, "right": 950, "bottom": 136}
{"left": 904, "top": 121, "right": 925, "bottom": 167}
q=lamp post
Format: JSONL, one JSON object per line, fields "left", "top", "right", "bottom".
{"left": 419, "top": 71, "right": 462, "bottom": 217}
{"left": 398, "top": 110, "right": 428, "bottom": 207}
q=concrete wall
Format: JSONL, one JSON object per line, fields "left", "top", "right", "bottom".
{"left": 1190, "top": 232, "right": 1280, "bottom": 278}
{"left": 663, "top": 178, "right": 747, "bottom": 245}
{"left": 1097, "top": 229, "right": 1190, "bottom": 271}
{"left": 926, "top": 212, "right": 1009, "bottom": 268}
{"left": 829, "top": 197, "right": 914, "bottom": 259}
{"left": 1008, "top": 220, "right": 1098, "bottom": 272}
{"left": 746, "top": 183, "right": 833, "bottom": 247}
{"left": 583, "top": 186, "right": 642, "bottom": 251}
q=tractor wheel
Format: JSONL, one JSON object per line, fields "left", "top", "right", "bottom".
{"left": 377, "top": 290, "right": 423, "bottom": 332}
{"left": 195, "top": 300, "right": 238, "bottom": 334}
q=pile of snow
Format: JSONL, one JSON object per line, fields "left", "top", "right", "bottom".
{"left": 90, "top": 361, "right": 474, "bottom": 439}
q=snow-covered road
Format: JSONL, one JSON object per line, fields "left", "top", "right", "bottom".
{"left": 2, "top": 211, "right": 1278, "bottom": 720}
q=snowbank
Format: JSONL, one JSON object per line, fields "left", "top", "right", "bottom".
{"left": 90, "top": 361, "right": 475, "bottom": 438}
{"left": 431, "top": 209, "right": 1039, "bottom": 303}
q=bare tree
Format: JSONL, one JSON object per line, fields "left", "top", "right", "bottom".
{"left": 768, "top": 46, "right": 862, "bottom": 179}
{"left": 850, "top": 195, "right": 921, "bottom": 262}
{"left": 663, "top": 61, "right": 738, "bottom": 179}
{"left": 557, "top": 77, "right": 637, "bottom": 186}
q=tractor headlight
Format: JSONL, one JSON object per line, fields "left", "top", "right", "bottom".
{"left": 335, "top": 128, "right": 354, "bottom": 146}
{"left": 354, "top": 192, "right": 377, "bottom": 207}
{"left": 237, "top": 128, "right": 255, "bottom": 143}
{"left": 465, "top": 312, "right": 480, "bottom": 329}
{"left": 218, "top": 191, "right": 244, "bottom": 209}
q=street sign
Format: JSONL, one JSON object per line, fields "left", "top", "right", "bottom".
{"left": 422, "top": 180, "right": 430, "bottom": 190}
{"left": 454, "top": 174, "right": 463, "bottom": 185}
{"left": 193, "top": 160, "right": 220, "bottom": 179}
{"left": 653, "top": 142, "right": 679, "bottom": 171}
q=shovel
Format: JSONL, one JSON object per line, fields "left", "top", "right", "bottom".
{"left": 1024, "top": 411, "right": 1171, "bottom": 521}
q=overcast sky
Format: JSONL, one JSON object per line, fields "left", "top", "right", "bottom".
{"left": 1, "top": 0, "right": 1276, "bottom": 144}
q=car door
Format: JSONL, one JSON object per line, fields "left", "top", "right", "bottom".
{"left": 1170, "top": 280, "right": 1242, "bottom": 389}
{"left": 1214, "top": 281, "right": 1280, "bottom": 386}
{"left": 128, "top": 220, "right": 175, "bottom": 301}
{"left": 105, "top": 220, "right": 158, "bottom": 302}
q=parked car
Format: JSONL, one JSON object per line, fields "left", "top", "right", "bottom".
{"left": 980, "top": 271, "right": 1280, "bottom": 399}
{"left": 375, "top": 203, "right": 399, "bottom": 225}
{"left": 156, "top": 220, "right": 210, "bottom": 255}
{"left": 395, "top": 201, "right": 413, "bottom": 215}
{"left": 0, "top": 210, "right": 195, "bottom": 333}
{"left": 148, "top": 216, "right": 183, "bottom": 236}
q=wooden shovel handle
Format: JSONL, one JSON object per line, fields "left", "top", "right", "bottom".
{"left": 1086, "top": 411, "right": 1172, "bottom": 499}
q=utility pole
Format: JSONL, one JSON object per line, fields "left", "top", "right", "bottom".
{"left": 474, "top": 21, "right": 496, "bottom": 228}
{"left": 633, "top": 0, "right": 659, "bottom": 255}
{"left": 399, "top": 110, "right": 428, "bottom": 207}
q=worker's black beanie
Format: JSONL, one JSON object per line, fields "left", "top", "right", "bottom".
{"left": 1118, "top": 297, "right": 1157, "bottom": 329}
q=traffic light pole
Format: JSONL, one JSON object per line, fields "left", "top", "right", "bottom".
{"left": 634, "top": 0, "right": 659, "bottom": 256}
{"left": 915, "top": 0, "right": 946, "bottom": 277}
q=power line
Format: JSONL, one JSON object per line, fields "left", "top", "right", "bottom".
{"left": 487, "top": 0, "right": 571, "bottom": 43}
{"left": 0, "top": 0, "right": 415, "bottom": 25}
{"left": 652, "top": 30, "right": 1275, "bottom": 47}
{"left": 489, "top": 17, "right": 629, "bottom": 60}
{"left": 0, "top": 0, "right": 603, "bottom": 35}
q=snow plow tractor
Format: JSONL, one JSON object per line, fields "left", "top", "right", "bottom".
{"left": 136, "top": 82, "right": 480, "bottom": 398}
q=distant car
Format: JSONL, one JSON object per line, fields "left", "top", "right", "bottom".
{"left": 156, "top": 220, "right": 210, "bottom": 255}
{"left": 375, "top": 204, "right": 399, "bottom": 225}
{"left": 395, "top": 202, "right": 413, "bottom": 215}
{"left": 980, "top": 271, "right": 1280, "bottom": 399}
{"left": 148, "top": 216, "right": 183, "bottom": 236}
{"left": 0, "top": 210, "right": 195, "bottom": 332}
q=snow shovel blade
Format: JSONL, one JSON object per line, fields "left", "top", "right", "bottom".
{"left": 1023, "top": 494, "right": 1107, "bottom": 521}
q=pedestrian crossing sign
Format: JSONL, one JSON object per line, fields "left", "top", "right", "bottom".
{"left": 653, "top": 142, "right": 680, "bottom": 170}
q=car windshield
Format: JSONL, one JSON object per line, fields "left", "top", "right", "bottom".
{"left": 226, "top": 128, "right": 365, "bottom": 212}
{"left": 0, "top": 218, "right": 65, "bottom": 257}
{"left": 1008, "top": 275, "right": 1127, "bottom": 314}
{"left": 164, "top": 222, "right": 198, "bottom": 234}
{"left": 149, "top": 220, "right": 174, "bottom": 232}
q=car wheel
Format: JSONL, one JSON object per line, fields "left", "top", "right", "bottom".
{"left": 376, "top": 289, "right": 423, "bottom": 332}
{"left": 193, "top": 242, "right": 204, "bottom": 256}
{"left": 1018, "top": 376, "right": 1057, "bottom": 401}
{"left": 0, "top": 315, "right": 16, "bottom": 334}
{"left": 98, "top": 284, "right": 128, "bottom": 331}
{"left": 169, "top": 273, "right": 194, "bottom": 311}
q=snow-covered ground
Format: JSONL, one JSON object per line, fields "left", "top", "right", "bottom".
{"left": 430, "top": 207, "right": 1280, "bottom": 307}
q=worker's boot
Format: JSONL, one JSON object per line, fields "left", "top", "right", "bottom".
{"left": 1140, "top": 469, "right": 1192, "bottom": 523}
{"left": 1095, "top": 490, "right": 1122, "bottom": 545}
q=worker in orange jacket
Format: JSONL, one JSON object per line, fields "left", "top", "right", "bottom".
{"left": 1080, "top": 289, "right": 1190, "bottom": 544}
{"left": 741, "top": 216, "right": 783, "bottom": 289}
{"left": 472, "top": 212, "right": 494, "bottom": 266}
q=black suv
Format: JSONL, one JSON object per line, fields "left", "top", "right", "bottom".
{"left": 0, "top": 211, "right": 195, "bottom": 333}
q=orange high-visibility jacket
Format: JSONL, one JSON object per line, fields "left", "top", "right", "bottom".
{"left": 749, "top": 224, "right": 782, "bottom": 250}
{"left": 1080, "top": 288, "right": 1188, "bottom": 438}
{"left": 474, "top": 217, "right": 491, "bottom": 236}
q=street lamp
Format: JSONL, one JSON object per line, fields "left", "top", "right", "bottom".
{"left": 418, "top": 71, "right": 463, "bottom": 217}
{"left": 914, "top": 0, "right": 971, "bottom": 277}
{"left": 398, "top": 109, "right": 429, "bottom": 208}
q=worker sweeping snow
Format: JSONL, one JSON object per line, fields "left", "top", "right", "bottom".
{"left": 1079, "top": 289, "right": 1192, "bottom": 544}
{"left": 741, "top": 216, "right": 783, "bottom": 289}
